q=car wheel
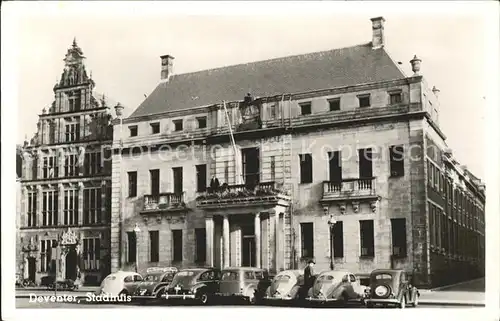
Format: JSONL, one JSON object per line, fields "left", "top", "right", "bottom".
{"left": 398, "top": 296, "right": 406, "bottom": 309}
{"left": 247, "top": 290, "right": 256, "bottom": 305}
{"left": 342, "top": 292, "right": 349, "bottom": 306}
{"left": 411, "top": 294, "right": 419, "bottom": 307}
{"left": 156, "top": 288, "right": 165, "bottom": 299}
{"left": 119, "top": 290, "right": 129, "bottom": 298}
{"left": 199, "top": 292, "right": 210, "bottom": 305}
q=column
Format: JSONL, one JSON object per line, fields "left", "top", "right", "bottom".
{"left": 223, "top": 215, "right": 230, "bottom": 268}
{"left": 78, "top": 182, "right": 84, "bottom": 225}
{"left": 37, "top": 185, "right": 44, "bottom": 227}
{"left": 254, "top": 213, "right": 261, "bottom": 268}
{"left": 58, "top": 183, "right": 64, "bottom": 226}
{"left": 100, "top": 181, "right": 106, "bottom": 224}
{"left": 205, "top": 216, "right": 214, "bottom": 267}
{"left": 58, "top": 148, "right": 64, "bottom": 177}
{"left": 275, "top": 211, "right": 280, "bottom": 272}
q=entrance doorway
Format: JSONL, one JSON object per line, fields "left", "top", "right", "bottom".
{"left": 65, "top": 248, "right": 78, "bottom": 280}
{"left": 241, "top": 225, "right": 255, "bottom": 267}
{"left": 242, "top": 148, "right": 260, "bottom": 189}
{"left": 27, "top": 258, "right": 36, "bottom": 282}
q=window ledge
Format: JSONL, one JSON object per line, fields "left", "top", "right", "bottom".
{"left": 359, "top": 255, "right": 374, "bottom": 260}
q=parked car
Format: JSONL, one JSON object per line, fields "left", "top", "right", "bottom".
{"left": 218, "top": 267, "right": 272, "bottom": 304}
{"left": 364, "top": 269, "right": 419, "bottom": 308}
{"left": 96, "top": 271, "right": 143, "bottom": 297}
{"left": 263, "top": 269, "right": 308, "bottom": 304}
{"left": 306, "top": 270, "right": 366, "bottom": 306}
{"left": 163, "top": 268, "right": 221, "bottom": 305}
{"left": 131, "top": 267, "right": 178, "bottom": 300}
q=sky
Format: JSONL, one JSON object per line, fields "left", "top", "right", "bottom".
{"left": 6, "top": 1, "right": 497, "bottom": 180}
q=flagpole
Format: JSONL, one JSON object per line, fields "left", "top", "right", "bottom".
{"left": 222, "top": 101, "right": 242, "bottom": 185}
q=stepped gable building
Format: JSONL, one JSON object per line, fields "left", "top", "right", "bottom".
{"left": 111, "top": 17, "right": 485, "bottom": 287}
{"left": 18, "top": 39, "right": 113, "bottom": 286}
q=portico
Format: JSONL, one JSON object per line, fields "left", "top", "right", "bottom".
{"left": 197, "top": 183, "right": 290, "bottom": 272}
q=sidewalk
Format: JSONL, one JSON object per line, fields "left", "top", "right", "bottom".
{"left": 418, "top": 278, "right": 485, "bottom": 306}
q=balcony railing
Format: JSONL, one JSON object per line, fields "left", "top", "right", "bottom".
{"left": 196, "top": 181, "right": 291, "bottom": 207}
{"left": 322, "top": 178, "right": 377, "bottom": 201}
{"left": 142, "top": 192, "right": 186, "bottom": 212}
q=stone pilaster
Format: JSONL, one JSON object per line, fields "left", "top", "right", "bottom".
{"left": 205, "top": 215, "right": 214, "bottom": 267}
{"left": 223, "top": 215, "right": 230, "bottom": 268}
{"left": 37, "top": 185, "right": 43, "bottom": 226}
{"left": 78, "top": 182, "right": 84, "bottom": 225}
{"left": 110, "top": 152, "right": 122, "bottom": 272}
{"left": 58, "top": 183, "right": 64, "bottom": 226}
{"left": 255, "top": 213, "right": 261, "bottom": 268}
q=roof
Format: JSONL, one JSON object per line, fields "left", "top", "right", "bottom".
{"left": 370, "top": 269, "right": 405, "bottom": 275}
{"left": 112, "top": 271, "right": 140, "bottom": 276}
{"left": 223, "top": 267, "right": 267, "bottom": 271}
{"left": 129, "top": 43, "right": 406, "bottom": 118}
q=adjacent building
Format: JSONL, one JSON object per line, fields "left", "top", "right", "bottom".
{"left": 18, "top": 40, "right": 113, "bottom": 285}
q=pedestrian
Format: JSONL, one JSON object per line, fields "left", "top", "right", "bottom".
{"left": 303, "top": 259, "right": 316, "bottom": 293}
{"left": 209, "top": 175, "right": 220, "bottom": 193}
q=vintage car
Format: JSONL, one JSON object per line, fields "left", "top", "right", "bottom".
{"left": 162, "top": 268, "right": 221, "bottom": 305}
{"left": 306, "top": 270, "right": 367, "bottom": 305}
{"left": 364, "top": 269, "right": 419, "bottom": 308}
{"left": 217, "top": 267, "right": 272, "bottom": 304}
{"left": 96, "top": 271, "right": 144, "bottom": 297}
{"left": 131, "top": 267, "right": 178, "bottom": 300}
{"left": 263, "top": 269, "right": 308, "bottom": 303}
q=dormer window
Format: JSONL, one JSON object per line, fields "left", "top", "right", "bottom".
{"left": 299, "top": 102, "right": 311, "bottom": 115}
{"left": 173, "top": 119, "right": 183, "bottom": 131}
{"left": 150, "top": 122, "right": 160, "bottom": 134}
{"left": 358, "top": 94, "right": 371, "bottom": 108}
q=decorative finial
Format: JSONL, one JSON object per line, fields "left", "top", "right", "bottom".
{"left": 410, "top": 55, "right": 422, "bottom": 76}
{"left": 90, "top": 70, "right": 92, "bottom": 79}
{"left": 73, "top": 37, "right": 77, "bottom": 47}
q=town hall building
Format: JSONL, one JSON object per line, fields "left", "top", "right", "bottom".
{"left": 108, "top": 17, "right": 485, "bottom": 288}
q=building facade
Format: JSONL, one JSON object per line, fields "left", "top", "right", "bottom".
{"left": 18, "top": 40, "right": 113, "bottom": 286}
{"left": 110, "top": 17, "right": 485, "bottom": 288}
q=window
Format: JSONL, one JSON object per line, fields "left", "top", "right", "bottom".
{"left": 82, "top": 238, "right": 100, "bottom": 271}
{"left": 299, "top": 154, "right": 313, "bottom": 184}
{"left": 300, "top": 222, "right": 314, "bottom": 258}
{"left": 391, "top": 218, "right": 407, "bottom": 257}
{"left": 358, "top": 148, "right": 373, "bottom": 178}
{"left": 65, "top": 123, "right": 80, "bottom": 142}
{"left": 83, "top": 188, "right": 102, "bottom": 225}
{"left": 358, "top": 94, "right": 371, "bottom": 108}
{"left": 84, "top": 152, "right": 102, "bottom": 176}
{"left": 27, "top": 191, "right": 37, "bottom": 227}
{"left": 172, "top": 167, "right": 183, "bottom": 194}
{"left": 149, "top": 231, "right": 159, "bottom": 262}
{"left": 195, "top": 228, "right": 206, "bottom": 263}
{"left": 68, "top": 91, "right": 82, "bottom": 112}
{"left": 172, "top": 230, "right": 183, "bottom": 262}
{"left": 150, "top": 169, "right": 160, "bottom": 195}
{"left": 42, "top": 191, "right": 58, "bottom": 226}
{"left": 389, "top": 145, "right": 405, "bottom": 177}
{"left": 40, "top": 240, "right": 56, "bottom": 272}
{"left": 224, "top": 161, "right": 229, "bottom": 184}
{"left": 197, "top": 117, "right": 207, "bottom": 129}
{"left": 196, "top": 165, "right": 207, "bottom": 192}
{"left": 328, "top": 98, "right": 340, "bottom": 111}
{"left": 173, "top": 119, "right": 183, "bottom": 131}
{"left": 150, "top": 122, "right": 160, "bottom": 134}
{"left": 43, "top": 156, "right": 58, "bottom": 179}
{"left": 129, "top": 126, "right": 138, "bottom": 137}
{"left": 328, "top": 151, "right": 342, "bottom": 182}
{"left": 63, "top": 189, "right": 78, "bottom": 225}
{"left": 332, "top": 221, "right": 344, "bottom": 258}
{"left": 360, "top": 220, "right": 375, "bottom": 257}
{"left": 389, "top": 92, "right": 402, "bottom": 105}
{"left": 268, "top": 103, "right": 277, "bottom": 120}
{"left": 270, "top": 156, "right": 276, "bottom": 182}
{"left": 127, "top": 232, "right": 137, "bottom": 263}
{"left": 128, "top": 172, "right": 137, "bottom": 197}
{"left": 299, "top": 102, "right": 311, "bottom": 115}
{"left": 64, "top": 154, "right": 79, "bottom": 177}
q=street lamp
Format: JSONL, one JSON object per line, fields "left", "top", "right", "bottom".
{"left": 133, "top": 223, "right": 141, "bottom": 273}
{"left": 114, "top": 103, "right": 124, "bottom": 273}
{"left": 324, "top": 206, "right": 336, "bottom": 271}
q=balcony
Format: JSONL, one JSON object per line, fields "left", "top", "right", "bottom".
{"left": 196, "top": 181, "right": 291, "bottom": 209}
{"left": 321, "top": 178, "right": 378, "bottom": 202}
{"left": 141, "top": 192, "right": 187, "bottom": 214}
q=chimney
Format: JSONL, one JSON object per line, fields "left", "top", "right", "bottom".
{"left": 410, "top": 55, "right": 422, "bottom": 76}
{"left": 370, "top": 17, "right": 385, "bottom": 49}
{"left": 160, "top": 54, "right": 174, "bottom": 82}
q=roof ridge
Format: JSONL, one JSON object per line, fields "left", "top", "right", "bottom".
{"left": 171, "top": 42, "right": 372, "bottom": 78}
